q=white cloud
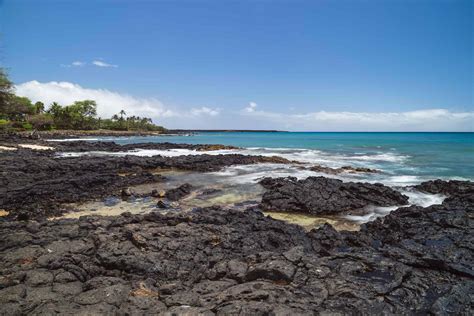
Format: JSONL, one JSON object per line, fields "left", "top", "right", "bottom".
{"left": 244, "top": 101, "right": 258, "bottom": 113}
{"left": 15, "top": 80, "right": 175, "bottom": 119}
{"left": 190, "top": 107, "right": 220, "bottom": 116}
{"left": 60, "top": 61, "right": 86, "bottom": 68}
{"left": 14, "top": 81, "right": 221, "bottom": 125}
{"left": 60, "top": 59, "right": 118, "bottom": 68}
{"left": 12, "top": 80, "right": 472, "bottom": 131}
{"left": 92, "top": 60, "right": 118, "bottom": 68}
{"left": 240, "top": 106, "right": 474, "bottom": 131}
{"left": 72, "top": 61, "right": 85, "bottom": 67}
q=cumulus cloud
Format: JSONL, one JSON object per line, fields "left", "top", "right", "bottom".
{"left": 15, "top": 81, "right": 175, "bottom": 119}
{"left": 92, "top": 60, "right": 118, "bottom": 68}
{"left": 240, "top": 106, "right": 474, "bottom": 131}
{"left": 14, "top": 81, "right": 221, "bottom": 124}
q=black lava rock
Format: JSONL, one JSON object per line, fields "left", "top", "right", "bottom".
{"left": 259, "top": 176, "right": 409, "bottom": 215}
{"left": 165, "top": 183, "right": 193, "bottom": 201}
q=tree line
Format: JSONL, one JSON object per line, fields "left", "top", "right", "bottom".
{"left": 0, "top": 68, "right": 166, "bottom": 132}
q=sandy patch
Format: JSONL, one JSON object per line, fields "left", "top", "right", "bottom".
{"left": 18, "top": 144, "right": 54, "bottom": 150}
{"left": 0, "top": 146, "right": 18, "bottom": 151}
{"left": 263, "top": 211, "right": 360, "bottom": 231}
{"left": 0, "top": 210, "right": 10, "bottom": 216}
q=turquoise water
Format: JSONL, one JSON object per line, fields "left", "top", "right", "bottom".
{"left": 73, "top": 132, "right": 474, "bottom": 181}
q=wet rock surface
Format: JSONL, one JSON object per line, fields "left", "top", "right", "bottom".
{"left": 414, "top": 179, "right": 474, "bottom": 214}
{"left": 0, "top": 196, "right": 472, "bottom": 315}
{"left": 307, "top": 164, "right": 380, "bottom": 175}
{"left": 259, "top": 176, "right": 409, "bottom": 215}
{"left": 165, "top": 183, "right": 193, "bottom": 201}
{"left": 414, "top": 179, "right": 474, "bottom": 197}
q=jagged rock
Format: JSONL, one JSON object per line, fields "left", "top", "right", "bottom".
{"left": 156, "top": 200, "right": 170, "bottom": 209}
{"left": 340, "top": 166, "right": 379, "bottom": 173}
{"left": 259, "top": 176, "right": 409, "bottom": 215}
{"left": 308, "top": 165, "right": 380, "bottom": 175}
{"left": 414, "top": 180, "right": 474, "bottom": 211}
{"left": 245, "top": 259, "right": 295, "bottom": 282}
{"left": 165, "top": 183, "right": 193, "bottom": 201}
{"left": 121, "top": 188, "right": 134, "bottom": 198}
{"left": 0, "top": 199, "right": 472, "bottom": 314}
{"left": 414, "top": 179, "right": 474, "bottom": 196}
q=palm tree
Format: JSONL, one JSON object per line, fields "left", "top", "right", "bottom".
{"left": 119, "top": 109, "right": 126, "bottom": 120}
{"left": 34, "top": 101, "right": 45, "bottom": 114}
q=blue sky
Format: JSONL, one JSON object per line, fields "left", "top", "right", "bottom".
{"left": 1, "top": 0, "right": 473, "bottom": 131}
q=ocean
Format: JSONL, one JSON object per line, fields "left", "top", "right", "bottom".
{"left": 59, "top": 132, "right": 474, "bottom": 183}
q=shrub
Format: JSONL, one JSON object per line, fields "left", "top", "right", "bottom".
{"left": 28, "top": 114, "right": 54, "bottom": 130}
{"left": 0, "top": 119, "right": 11, "bottom": 130}
{"left": 22, "top": 122, "right": 33, "bottom": 130}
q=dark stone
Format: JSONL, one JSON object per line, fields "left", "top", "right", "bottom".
{"left": 0, "top": 195, "right": 472, "bottom": 314}
{"left": 165, "top": 183, "right": 193, "bottom": 201}
{"left": 16, "top": 212, "right": 29, "bottom": 221}
{"left": 259, "top": 176, "right": 409, "bottom": 215}
{"left": 413, "top": 180, "right": 474, "bottom": 211}
{"left": 307, "top": 164, "right": 380, "bottom": 175}
{"left": 121, "top": 188, "right": 134, "bottom": 199}
{"left": 156, "top": 200, "right": 170, "bottom": 209}
{"left": 413, "top": 179, "right": 474, "bottom": 196}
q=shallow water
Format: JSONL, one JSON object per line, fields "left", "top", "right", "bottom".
{"left": 263, "top": 212, "right": 361, "bottom": 231}
{"left": 57, "top": 167, "right": 446, "bottom": 229}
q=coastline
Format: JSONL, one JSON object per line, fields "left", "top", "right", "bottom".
{"left": 3, "top": 129, "right": 288, "bottom": 139}
{"left": 0, "top": 136, "right": 473, "bottom": 314}
{"left": 4, "top": 129, "right": 169, "bottom": 139}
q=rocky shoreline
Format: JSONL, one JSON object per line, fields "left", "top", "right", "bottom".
{"left": 0, "top": 135, "right": 473, "bottom": 314}
{"left": 0, "top": 142, "right": 291, "bottom": 219}
{"left": 2, "top": 130, "right": 168, "bottom": 139}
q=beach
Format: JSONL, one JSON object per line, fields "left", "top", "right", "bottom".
{"left": 0, "top": 132, "right": 472, "bottom": 314}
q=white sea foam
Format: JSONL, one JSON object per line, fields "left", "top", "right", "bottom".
{"left": 344, "top": 205, "right": 401, "bottom": 223}
{"left": 57, "top": 147, "right": 409, "bottom": 170}
{"left": 401, "top": 189, "right": 445, "bottom": 207}
{"left": 344, "top": 189, "right": 445, "bottom": 224}
{"left": 210, "top": 164, "right": 328, "bottom": 184}
{"left": 384, "top": 175, "right": 422, "bottom": 185}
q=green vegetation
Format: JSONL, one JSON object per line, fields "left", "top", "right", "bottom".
{"left": 0, "top": 68, "right": 166, "bottom": 132}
